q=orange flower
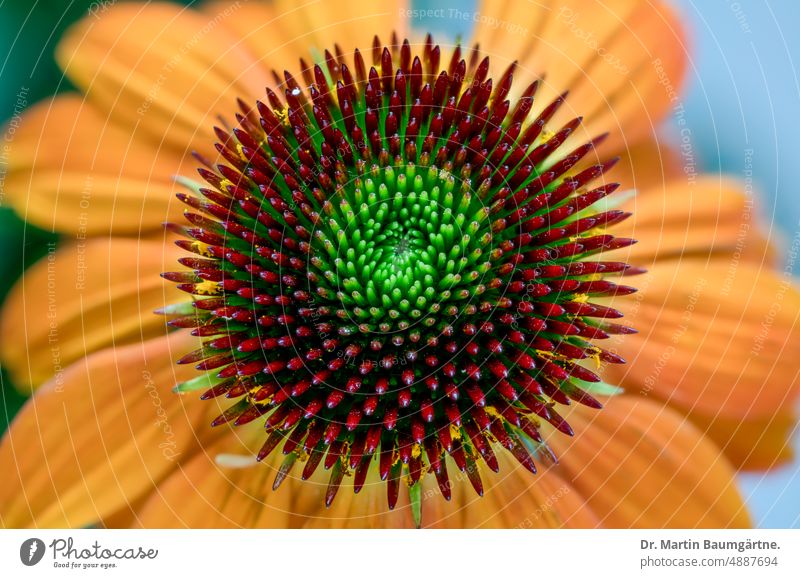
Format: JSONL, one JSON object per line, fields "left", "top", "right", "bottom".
{"left": 1, "top": 0, "right": 798, "bottom": 529}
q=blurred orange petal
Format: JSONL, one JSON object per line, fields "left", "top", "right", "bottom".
{"left": 135, "top": 432, "right": 598, "bottom": 528}
{"left": 614, "top": 176, "right": 773, "bottom": 264}
{"left": 692, "top": 411, "right": 797, "bottom": 472}
{"left": 57, "top": 2, "right": 270, "bottom": 158}
{"left": 471, "top": 0, "right": 688, "bottom": 150}
{"left": 551, "top": 396, "right": 750, "bottom": 528}
{"left": 0, "top": 236, "right": 186, "bottom": 391}
{"left": 612, "top": 137, "right": 684, "bottom": 191}
{"left": 605, "top": 260, "right": 800, "bottom": 468}
{"left": 0, "top": 332, "right": 204, "bottom": 528}
{"left": 2, "top": 96, "right": 187, "bottom": 235}
{"left": 205, "top": 0, "right": 409, "bottom": 68}
{"left": 134, "top": 434, "right": 295, "bottom": 529}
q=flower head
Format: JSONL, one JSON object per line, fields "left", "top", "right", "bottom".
{"left": 0, "top": 0, "right": 797, "bottom": 530}
{"left": 162, "top": 36, "right": 638, "bottom": 511}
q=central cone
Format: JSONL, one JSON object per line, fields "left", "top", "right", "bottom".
{"left": 163, "top": 34, "right": 637, "bottom": 513}
{"left": 320, "top": 165, "right": 489, "bottom": 335}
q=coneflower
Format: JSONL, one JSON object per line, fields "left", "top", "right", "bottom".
{"left": 160, "top": 34, "right": 637, "bottom": 519}
{"left": 5, "top": 0, "right": 787, "bottom": 530}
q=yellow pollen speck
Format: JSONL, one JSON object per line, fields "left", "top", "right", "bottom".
{"left": 340, "top": 441, "right": 351, "bottom": 464}
{"left": 248, "top": 390, "right": 273, "bottom": 406}
{"left": 485, "top": 406, "right": 501, "bottom": 419}
{"left": 411, "top": 443, "right": 422, "bottom": 459}
{"left": 274, "top": 106, "right": 290, "bottom": 127}
{"left": 588, "top": 347, "right": 603, "bottom": 368}
{"left": 572, "top": 293, "right": 590, "bottom": 303}
{"left": 540, "top": 128, "right": 556, "bottom": 143}
{"left": 405, "top": 473, "right": 426, "bottom": 486}
{"left": 449, "top": 423, "right": 462, "bottom": 440}
{"left": 195, "top": 279, "right": 220, "bottom": 295}
{"left": 190, "top": 240, "right": 212, "bottom": 257}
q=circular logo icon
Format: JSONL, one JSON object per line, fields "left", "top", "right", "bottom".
{"left": 19, "top": 538, "right": 46, "bottom": 566}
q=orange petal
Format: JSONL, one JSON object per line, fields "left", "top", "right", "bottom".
{"left": 612, "top": 176, "right": 776, "bottom": 265}
{"left": 691, "top": 410, "right": 796, "bottom": 472}
{"left": 138, "top": 398, "right": 749, "bottom": 529}
{"left": 0, "top": 235, "right": 186, "bottom": 391}
{"left": 205, "top": 0, "right": 409, "bottom": 69}
{"left": 133, "top": 433, "right": 297, "bottom": 529}
{"left": 136, "top": 427, "right": 599, "bottom": 528}
{"left": 611, "top": 137, "right": 684, "bottom": 192}
{"left": 604, "top": 260, "right": 800, "bottom": 467}
{"left": 549, "top": 396, "right": 751, "bottom": 528}
{"left": 470, "top": 0, "right": 688, "bottom": 150}
{"left": 0, "top": 331, "right": 205, "bottom": 528}
{"left": 98, "top": 493, "right": 153, "bottom": 530}
{"left": 56, "top": 3, "right": 270, "bottom": 158}
{"left": 442, "top": 456, "right": 600, "bottom": 529}
{"left": 2, "top": 96, "right": 187, "bottom": 235}
{"left": 295, "top": 451, "right": 598, "bottom": 529}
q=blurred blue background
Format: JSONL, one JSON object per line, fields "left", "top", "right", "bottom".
{"left": 0, "top": 0, "right": 798, "bottom": 527}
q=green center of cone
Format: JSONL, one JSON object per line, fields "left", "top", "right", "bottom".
{"left": 313, "top": 165, "right": 492, "bottom": 333}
